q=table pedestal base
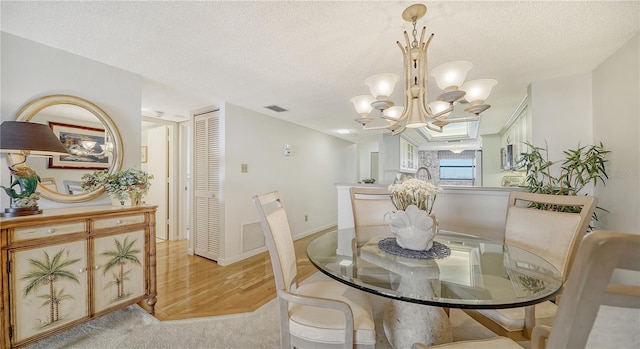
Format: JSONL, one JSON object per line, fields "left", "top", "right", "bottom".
{"left": 383, "top": 299, "right": 453, "bottom": 349}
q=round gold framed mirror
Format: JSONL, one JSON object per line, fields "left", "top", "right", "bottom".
{"left": 12, "top": 94, "right": 123, "bottom": 203}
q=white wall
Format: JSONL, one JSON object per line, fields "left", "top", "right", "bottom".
{"left": 529, "top": 73, "right": 594, "bottom": 172}
{"left": 221, "top": 103, "right": 356, "bottom": 264}
{"left": 592, "top": 33, "right": 640, "bottom": 234}
{"left": 527, "top": 34, "right": 639, "bottom": 236}
{"left": 528, "top": 73, "right": 595, "bottom": 199}
{"left": 1, "top": 32, "right": 142, "bottom": 210}
{"left": 357, "top": 140, "right": 379, "bottom": 182}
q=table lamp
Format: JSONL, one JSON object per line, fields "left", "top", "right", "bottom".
{"left": 0, "top": 121, "right": 69, "bottom": 217}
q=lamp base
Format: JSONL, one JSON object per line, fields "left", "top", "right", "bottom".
{"left": 1, "top": 206, "right": 43, "bottom": 218}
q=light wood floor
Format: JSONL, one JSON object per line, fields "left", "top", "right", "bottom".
{"left": 153, "top": 229, "right": 329, "bottom": 321}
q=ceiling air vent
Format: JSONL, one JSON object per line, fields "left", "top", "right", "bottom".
{"left": 264, "top": 105, "right": 288, "bottom": 112}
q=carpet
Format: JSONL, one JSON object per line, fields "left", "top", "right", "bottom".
{"left": 24, "top": 297, "right": 497, "bottom": 349}
{"left": 23, "top": 272, "right": 639, "bottom": 348}
{"left": 23, "top": 272, "right": 497, "bottom": 349}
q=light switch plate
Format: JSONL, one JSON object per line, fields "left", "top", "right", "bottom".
{"left": 241, "top": 164, "right": 248, "bottom": 173}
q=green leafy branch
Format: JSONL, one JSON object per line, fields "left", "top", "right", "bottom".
{"left": 517, "top": 141, "right": 610, "bottom": 226}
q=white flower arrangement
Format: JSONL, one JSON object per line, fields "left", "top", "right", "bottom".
{"left": 388, "top": 178, "right": 441, "bottom": 214}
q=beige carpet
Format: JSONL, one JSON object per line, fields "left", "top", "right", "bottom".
{"left": 24, "top": 296, "right": 497, "bottom": 349}
{"left": 23, "top": 272, "right": 639, "bottom": 348}
{"left": 22, "top": 272, "right": 493, "bottom": 348}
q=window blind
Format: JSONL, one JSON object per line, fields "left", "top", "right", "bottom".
{"left": 438, "top": 150, "right": 475, "bottom": 160}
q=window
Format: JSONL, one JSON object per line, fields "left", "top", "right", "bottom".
{"left": 439, "top": 158, "right": 474, "bottom": 180}
{"left": 438, "top": 150, "right": 476, "bottom": 181}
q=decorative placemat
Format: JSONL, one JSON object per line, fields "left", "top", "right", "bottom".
{"left": 378, "top": 238, "right": 451, "bottom": 259}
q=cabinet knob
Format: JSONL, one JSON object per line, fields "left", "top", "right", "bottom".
{"left": 116, "top": 219, "right": 122, "bottom": 225}
{"left": 94, "top": 265, "right": 100, "bottom": 270}
{"left": 46, "top": 228, "right": 55, "bottom": 234}
{"left": 78, "top": 268, "right": 87, "bottom": 273}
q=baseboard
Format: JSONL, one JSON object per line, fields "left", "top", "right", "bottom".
{"left": 218, "top": 223, "right": 337, "bottom": 266}
{"left": 293, "top": 222, "right": 337, "bottom": 240}
{"left": 218, "top": 246, "right": 268, "bottom": 266}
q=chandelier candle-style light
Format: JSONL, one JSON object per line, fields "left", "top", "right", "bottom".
{"left": 351, "top": 4, "right": 497, "bottom": 135}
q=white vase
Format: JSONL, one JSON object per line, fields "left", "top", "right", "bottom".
{"left": 389, "top": 205, "right": 438, "bottom": 251}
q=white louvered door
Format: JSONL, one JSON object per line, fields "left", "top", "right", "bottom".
{"left": 193, "top": 110, "right": 220, "bottom": 261}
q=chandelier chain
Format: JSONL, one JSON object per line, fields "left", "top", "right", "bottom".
{"left": 411, "top": 17, "right": 419, "bottom": 48}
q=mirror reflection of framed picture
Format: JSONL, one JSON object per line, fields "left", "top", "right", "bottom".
{"left": 48, "top": 122, "right": 110, "bottom": 169}
{"left": 141, "top": 146, "right": 148, "bottom": 163}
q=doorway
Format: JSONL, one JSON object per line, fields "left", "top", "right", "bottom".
{"left": 142, "top": 117, "right": 180, "bottom": 241}
{"left": 370, "top": 152, "right": 379, "bottom": 184}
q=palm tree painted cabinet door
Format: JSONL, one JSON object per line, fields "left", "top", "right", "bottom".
{"left": 11, "top": 240, "right": 88, "bottom": 343}
{"left": 93, "top": 230, "right": 146, "bottom": 312}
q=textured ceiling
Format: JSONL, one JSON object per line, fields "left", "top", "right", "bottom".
{"left": 2, "top": 1, "right": 639, "bottom": 145}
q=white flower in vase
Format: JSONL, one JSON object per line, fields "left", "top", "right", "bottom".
{"left": 387, "top": 178, "right": 442, "bottom": 250}
{"left": 388, "top": 178, "right": 441, "bottom": 214}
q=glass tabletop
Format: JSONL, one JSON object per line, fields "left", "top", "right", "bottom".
{"left": 306, "top": 227, "right": 563, "bottom": 309}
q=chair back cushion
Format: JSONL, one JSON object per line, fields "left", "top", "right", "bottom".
{"left": 504, "top": 192, "right": 597, "bottom": 279}
{"left": 350, "top": 187, "right": 395, "bottom": 227}
{"left": 254, "top": 191, "right": 297, "bottom": 292}
{"left": 505, "top": 206, "right": 580, "bottom": 276}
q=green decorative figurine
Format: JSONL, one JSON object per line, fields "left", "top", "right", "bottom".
{"left": 1, "top": 163, "right": 41, "bottom": 210}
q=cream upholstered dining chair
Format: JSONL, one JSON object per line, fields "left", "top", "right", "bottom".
{"left": 412, "top": 230, "right": 640, "bottom": 349}
{"left": 349, "top": 187, "right": 397, "bottom": 288}
{"left": 349, "top": 186, "right": 395, "bottom": 227}
{"left": 254, "top": 191, "right": 376, "bottom": 349}
{"left": 463, "top": 191, "right": 597, "bottom": 340}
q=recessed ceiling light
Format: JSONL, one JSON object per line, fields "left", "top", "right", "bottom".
{"left": 336, "top": 129, "right": 350, "bottom": 134}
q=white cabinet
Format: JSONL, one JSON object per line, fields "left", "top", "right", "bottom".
{"left": 400, "top": 136, "right": 418, "bottom": 172}
{"left": 501, "top": 100, "right": 530, "bottom": 169}
{"left": 381, "top": 134, "right": 420, "bottom": 183}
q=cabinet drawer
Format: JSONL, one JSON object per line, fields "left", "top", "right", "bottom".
{"left": 14, "top": 222, "right": 86, "bottom": 241}
{"left": 94, "top": 214, "right": 145, "bottom": 230}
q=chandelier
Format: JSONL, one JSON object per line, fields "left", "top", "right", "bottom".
{"left": 351, "top": 4, "right": 497, "bottom": 135}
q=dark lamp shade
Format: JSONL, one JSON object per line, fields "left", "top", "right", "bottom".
{"left": 0, "top": 121, "right": 69, "bottom": 156}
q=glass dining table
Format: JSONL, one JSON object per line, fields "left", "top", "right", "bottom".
{"left": 306, "top": 226, "right": 563, "bottom": 348}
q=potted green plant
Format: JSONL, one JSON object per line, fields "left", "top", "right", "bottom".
{"left": 517, "top": 141, "right": 609, "bottom": 226}
{"left": 81, "top": 168, "right": 153, "bottom": 206}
